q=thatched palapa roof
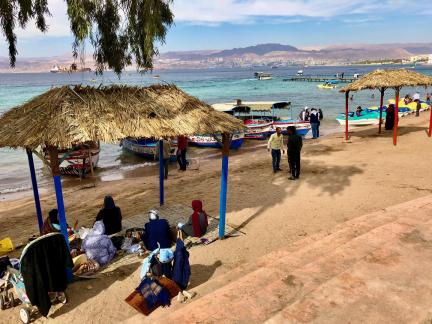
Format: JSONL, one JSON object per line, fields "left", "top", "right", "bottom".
{"left": 340, "top": 69, "right": 432, "bottom": 93}
{"left": 0, "top": 84, "right": 245, "bottom": 149}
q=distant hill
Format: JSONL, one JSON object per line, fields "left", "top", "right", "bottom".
{"left": 2, "top": 42, "right": 432, "bottom": 72}
{"left": 209, "top": 43, "right": 300, "bottom": 57}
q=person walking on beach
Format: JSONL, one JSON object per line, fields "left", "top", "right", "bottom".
{"left": 415, "top": 99, "right": 421, "bottom": 117}
{"left": 286, "top": 126, "right": 303, "bottom": 180}
{"left": 267, "top": 127, "right": 284, "bottom": 173}
{"left": 156, "top": 138, "right": 171, "bottom": 179}
{"left": 309, "top": 108, "right": 320, "bottom": 139}
{"left": 177, "top": 135, "right": 188, "bottom": 171}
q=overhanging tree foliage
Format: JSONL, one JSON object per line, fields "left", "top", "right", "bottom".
{"left": 0, "top": 0, "right": 174, "bottom": 74}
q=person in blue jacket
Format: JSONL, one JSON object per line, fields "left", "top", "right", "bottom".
{"left": 142, "top": 210, "right": 172, "bottom": 251}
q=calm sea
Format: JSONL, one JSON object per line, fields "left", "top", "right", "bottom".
{"left": 1, "top": 65, "right": 431, "bottom": 195}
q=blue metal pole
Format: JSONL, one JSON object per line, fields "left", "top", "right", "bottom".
{"left": 159, "top": 139, "right": 165, "bottom": 206}
{"left": 48, "top": 147, "right": 72, "bottom": 282}
{"left": 26, "top": 148, "right": 44, "bottom": 234}
{"left": 219, "top": 155, "right": 229, "bottom": 238}
{"left": 53, "top": 175, "right": 70, "bottom": 248}
{"left": 219, "top": 134, "right": 230, "bottom": 238}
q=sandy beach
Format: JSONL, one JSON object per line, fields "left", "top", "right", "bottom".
{"left": 1, "top": 111, "right": 432, "bottom": 323}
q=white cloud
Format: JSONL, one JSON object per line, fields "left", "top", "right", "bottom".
{"left": 11, "top": 0, "right": 432, "bottom": 37}
{"left": 172, "top": 0, "right": 432, "bottom": 24}
{"left": 15, "top": 0, "right": 71, "bottom": 37}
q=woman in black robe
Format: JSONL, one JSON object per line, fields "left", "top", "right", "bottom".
{"left": 385, "top": 104, "right": 395, "bottom": 130}
{"left": 95, "top": 196, "right": 122, "bottom": 235}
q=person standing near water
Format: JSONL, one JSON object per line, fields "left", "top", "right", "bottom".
{"left": 155, "top": 138, "right": 171, "bottom": 179}
{"left": 309, "top": 108, "right": 320, "bottom": 139}
{"left": 177, "top": 135, "right": 188, "bottom": 171}
{"left": 267, "top": 127, "right": 284, "bottom": 173}
{"left": 286, "top": 126, "right": 303, "bottom": 180}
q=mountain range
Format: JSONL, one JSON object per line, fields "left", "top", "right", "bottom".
{"left": 1, "top": 43, "right": 432, "bottom": 72}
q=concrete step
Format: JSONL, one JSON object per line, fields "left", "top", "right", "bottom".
{"left": 154, "top": 196, "right": 432, "bottom": 323}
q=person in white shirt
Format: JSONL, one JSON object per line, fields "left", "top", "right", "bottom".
{"left": 267, "top": 127, "right": 285, "bottom": 173}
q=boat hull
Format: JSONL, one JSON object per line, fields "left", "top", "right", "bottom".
{"left": 245, "top": 122, "right": 273, "bottom": 140}
{"left": 121, "top": 138, "right": 178, "bottom": 162}
{"left": 271, "top": 120, "right": 311, "bottom": 136}
{"left": 45, "top": 143, "right": 100, "bottom": 177}
{"left": 188, "top": 133, "right": 245, "bottom": 149}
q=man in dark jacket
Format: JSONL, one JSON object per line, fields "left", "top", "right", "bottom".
{"left": 287, "top": 126, "right": 303, "bottom": 180}
{"left": 142, "top": 210, "right": 172, "bottom": 251}
{"left": 309, "top": 108, "right": 320, "bottom": 139}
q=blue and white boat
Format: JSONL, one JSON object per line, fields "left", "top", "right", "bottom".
{"left": 188, "top": 132, "right": 245, "bottom": 149}
{"left": 271, "top": 119, "right": 311, "bottom": 136}
{"left": 121, "top": 138, "right": 178, "bottom": 161}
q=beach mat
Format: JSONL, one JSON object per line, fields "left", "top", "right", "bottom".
{"left": 122, "top": 203, "right": 243, "bottom": 247}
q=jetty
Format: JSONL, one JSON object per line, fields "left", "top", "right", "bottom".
{"left": 283, "top": 75, "right": 356, "bottom": 83}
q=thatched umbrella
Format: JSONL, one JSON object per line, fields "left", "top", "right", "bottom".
{"left": 0, "top": 84, "right": 244, "bottom": 149}
{"left": 0, "top": 84, "right": 244, "bottom": 241}
{"left": 339, "top": 69, "right": 432, "bottom": 144}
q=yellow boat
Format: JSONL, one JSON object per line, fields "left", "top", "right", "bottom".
{"left": 317, "top": 84, "right": 336, "bottom": 89}
{"left": 0, "top": 237, "right": 13, "bottom": 255}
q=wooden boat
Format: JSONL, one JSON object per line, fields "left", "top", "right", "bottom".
{"left": 244, "top": 121, "right": 273, "bottom": 140}
{"left": 44, "top": 142, "right": 100, "bottom": 177}
{"left": 254, "top": 72, "right": 272, "bottom": 80}
{"left": 188, "top": 132, "right": 245, "bottom": 149}
{"left": 121, "top": 138, "right": 178, "bottom": 162}
{"left": 271, "top": 119, "right": 311, "bottom": 136}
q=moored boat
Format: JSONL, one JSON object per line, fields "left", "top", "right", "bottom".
{"left": 121, "top": 138, "right": 178, "bottom": 162}
{"left": 244, "top": 121, "right": 273, "bottom": 139}
{"left": 188, "top": 132, "right": 245, "bottom": 149}
{"left": 254, "top": 72, "right": 272, "bottom": 80}
{"left": 271, "top": 119, "right": 311, "bottom": 136}
{"left": 336, "top": 112, "right": 382, "bottom": 126}
{"left": 44, "top": 141, "right": 100, "bottom": 177}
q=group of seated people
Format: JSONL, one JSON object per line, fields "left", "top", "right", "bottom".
{"left": 41, "top": 196, "right": 209, "bottom": 273}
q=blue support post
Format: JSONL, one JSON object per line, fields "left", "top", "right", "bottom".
{"left": 26, "top": 148, "right": 44, "bottom": 234}
{"left": 219, "top": 134, "right": 230, "bottom": 238}
{"left": 48, "top": 146, "right": 72, "bottom": 281}
{"left": 219, "top": 155, "right": 229, "bottom": 238}
{"left": 53, "top": 175, "right": 70, "bottom": 248}
{"left": 159, "top": 139, "right": 165, "bottom": 206}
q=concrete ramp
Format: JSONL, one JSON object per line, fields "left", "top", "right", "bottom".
{"left": 154, "top": 195, "right": 432, "bottom": 323}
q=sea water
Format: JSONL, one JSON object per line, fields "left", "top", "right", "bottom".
{"left": 1, "top": 65, "right": 431, "bottom": 196}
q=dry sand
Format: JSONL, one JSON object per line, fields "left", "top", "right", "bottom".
{"left": 1, "top": 112, "right": 432, "bottom": 323}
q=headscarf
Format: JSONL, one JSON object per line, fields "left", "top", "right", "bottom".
{"left": 103, "top": 196, "right": 116, "bottom": 209}
{"left": 191, "top": 200, "right": 208, "bottom": 237}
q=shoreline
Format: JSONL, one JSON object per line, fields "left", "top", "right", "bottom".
{"left": 0, "top": 122, "right": 341, "bottom": 203}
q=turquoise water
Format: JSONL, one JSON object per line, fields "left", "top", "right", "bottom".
{"left": 1, "top": 65, "right": 431, "bottom": 194}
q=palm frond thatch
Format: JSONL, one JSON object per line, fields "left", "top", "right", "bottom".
{"left": 0, "top": 84, "right": 245, "bottom": 149}
{"left": 340, "top": 69, "right": 432, "bottom": 93}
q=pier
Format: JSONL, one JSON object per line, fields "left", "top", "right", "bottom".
{"left": 283, "top": 75, "right": 356, "bottom": 83}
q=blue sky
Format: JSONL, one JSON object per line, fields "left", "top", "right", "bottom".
{"left": 1, "top": 0, "right": 431, "bottom": 57}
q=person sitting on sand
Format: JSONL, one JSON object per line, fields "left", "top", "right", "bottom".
{"left": 142, "top": 210, "right": 172, "bottom": 251}
{"left": 95, "top": 196, "right": 122, "bottom": 235}
{"left": 42, "top": 209, "right": 61, "bottom": 235}
{"left": 82, "top": 221, "right": 116, "bottom": 266}
{"left": 179, "top": 200, "right": 209, "bottom": 238}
